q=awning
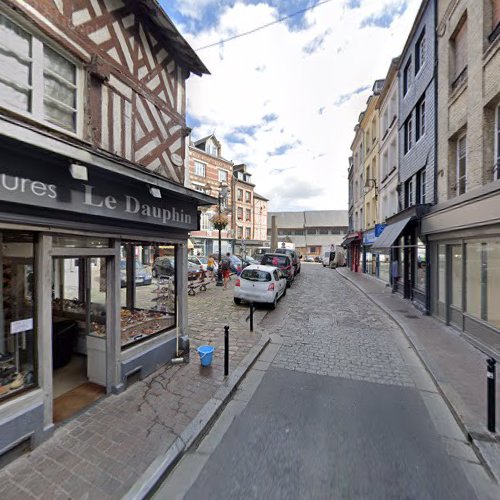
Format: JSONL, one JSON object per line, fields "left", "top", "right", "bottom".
{"left": 187, "top": 239, "right": 194, "bottom": 249}
{"left": 372, "top": 217, "right": 412, "bottom": 251}
{"left": 341, "top": 233, "right": 361, "bottom": 247}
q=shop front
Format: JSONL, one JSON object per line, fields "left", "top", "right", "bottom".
{"left": 423, "top": 187, "right": 500, "bottom": 354}
{"left": 363, "top": 225, "right": 388, "bottom": 281}
{"left": 372, "top": 207, "right": 429, "bottom": 311}
{"left": 0, "top": 138, "right": 213, "bottom": 461}
{"left": 342, "top": 232, "right": 362, "bottom": 272}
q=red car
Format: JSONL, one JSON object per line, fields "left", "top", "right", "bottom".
{"left": 260, "top": 253, "right": 295, "bottom": 287}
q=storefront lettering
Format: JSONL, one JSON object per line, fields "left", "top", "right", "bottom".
{"left": 83, "top": 185, "right": 192, "bottom": 226}
{"left": 0, "top": 174, "right": 57, "bottom": 198}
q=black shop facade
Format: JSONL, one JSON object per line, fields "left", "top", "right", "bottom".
{"left": 0, "top": 136, "right": 213, "bottom": 462}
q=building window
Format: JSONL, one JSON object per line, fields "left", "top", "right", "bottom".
{"left": 451, "top": 17, "right": 468, "bottom": 91}
{"left": 218, "top": 169, "right": 228, "bottom": 183}
{"left": 489, "top": 0, "right": 500, "bottom": 43}
{"left": 457, "top": 135, "right": 467, "bottom": 195}
{"left": 245, "top": 191, "right": 251, "bottom": 203}
{"left": 404, "top": 115, "right": 413, "bottom": 154}
{"left": 415, "top": 28, "right": 426, "bottom": 74}
{"left": 495, "top": 105, "right": 500, "bottom": 180}
{"left": 404, "top": 177, "right": 414, "bottom": 208}
{"left": 416, "top": 96, "right": 425, "bottom": 141}
{"left": 245, "top": 209, "right": 251, "bottom": 221}
{"left": 417, "top": 169, "right": 427, "bottom": 204}
{"left": 237, "top": 226, "right": 243, "bottom": 239}
{"left": 237, "top": 207, "right": 243, "bottom": 220}
{"left": 0, "top": 13, "right": 79, "bottom": 133}
{"left": 403, "top": 57, "right": 412, "bottom": 95}
{"left": 194, "top": 161, "right": 206, "bottom": 177}
{"left": 237, "top": 189, "right": 243, "bottom": 201}
{"left": 206, "top": 142, "right": 218, "bottom": 156}
{"left": 245, "top": 227, "right": 251, "bottom": 239}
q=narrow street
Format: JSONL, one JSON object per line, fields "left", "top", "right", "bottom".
{"left": 154, "top": 263, "right": 498, "bottom": 500}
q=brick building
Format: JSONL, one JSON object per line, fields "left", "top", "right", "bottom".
{"left": 232, "top": 163, "right": 255, "bottom": 255}
{"left": 187, "top": 135, "right": 234, "bottom": 256}
{"left": 421, "top": 0, "right": 500, "bottom": 350}
{"left": 0, "top": 0, "right": 212, "bottom": 459}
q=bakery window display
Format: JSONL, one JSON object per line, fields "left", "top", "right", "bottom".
{"left": 0, "top": 234, "right": 37, "bottom": 401}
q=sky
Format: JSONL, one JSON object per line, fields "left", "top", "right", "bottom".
{"left": 159, "top": 0, "right": 422, "bottom": 211}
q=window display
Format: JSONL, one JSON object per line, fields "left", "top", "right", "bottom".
{"left": 415, "top": 239, "right": 426, "bottom": 292}
{"left": 486, "top": 240, "right": 500, "bottom": 329}
{"left": 0, "top": 232, "right": 36, "bottom": 400}
{"left": 438, "top": 244, "right": 446, "bottom": 304}
{"left": 379, "top": 254, "right": 390, "bottom": 283}
{"left": 465, "top": 243, "right": 482, "bottom": 320}
{"left": 120, "top": 243, "right": 176, "bottom": 348}
{"left": 451, "top": 245, "right": 463, "bottom": 309}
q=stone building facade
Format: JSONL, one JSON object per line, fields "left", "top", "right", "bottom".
{"left": 422, "top": 0, "right": 500, "bottom": 352}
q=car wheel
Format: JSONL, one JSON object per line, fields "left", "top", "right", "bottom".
{"left": 152, "top": 268, "right": 157, "bottom": 278}
{"left": 282, "top": 286, "right": 287, "bottom": 296}
{"left": 270, "top": 294, "right": 277, "bottom": 310}
{"left": 234, "top": 298, "right": 241, "bottom": 305}
{"left": 286, "top": 280, "right": 291, "bottom": 288}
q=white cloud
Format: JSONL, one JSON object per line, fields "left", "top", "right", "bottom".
{"left": 182, "top": 0, "right": 421, "bottom": 211}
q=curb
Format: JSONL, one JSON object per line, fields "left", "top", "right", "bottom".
{"left": 335, "top": 269, "right": 498, "bottom": 482}
{"left": 123, "top": 332, "right": 271, "bottom": 500}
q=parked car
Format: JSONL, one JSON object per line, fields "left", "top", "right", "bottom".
{"left": 275, "top": 247, "right": 301, "bottom": 275}
{"left": 233, "top": 265, "right": 287, "bottom": 309}
{"left": 260, "top": 253, "right": 294, "bottom": 287}
{"left": 152, "top": 256, "right": 175, "bottom": 278}
{"left": 120, "top": 261, "right": 152, "bottom": 287}
{"left": 189, "top": 255, "right": 208, "bottom": 271}
{"left": 304, "top": 255, "right": 314, "bottom": 262}
{"left": 239, "top": 255, "right": 259, "bottom": 268}
{"left": 314, "top": 256, "right": 322, "bottom": 263}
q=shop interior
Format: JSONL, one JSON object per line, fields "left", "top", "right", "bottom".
{"left": 52, "top": 257, "right": 107, "bottom": 423}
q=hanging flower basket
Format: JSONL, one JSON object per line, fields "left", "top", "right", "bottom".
{"left": 210, "top": 213, "right": 229, "bottom": 230}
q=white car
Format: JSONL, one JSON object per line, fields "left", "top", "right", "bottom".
{"left": 233, "top": 265, "right": 287, "bottom": 309}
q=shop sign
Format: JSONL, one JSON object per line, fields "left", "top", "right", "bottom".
{"left": 375, "top": 224, "right": 386, "bottom": 237}
{"left": 10, "top": 318, "right": 33, "bottom": 334}
{"left": 363, "top": 229, "right": 377, "bottom": 246}
{"left": 0, "top": 158, "right": 198, "bottom": 230}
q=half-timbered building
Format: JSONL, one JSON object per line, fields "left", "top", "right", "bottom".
{"left": 0, "top": 0, "right": 211, "bottom": 460}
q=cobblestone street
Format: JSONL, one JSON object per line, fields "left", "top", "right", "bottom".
{"left": 272, "top": 264, "right": 414, "bottom": 386}
{"left": 0, "top": 279, "right": 263, "bottom": 500}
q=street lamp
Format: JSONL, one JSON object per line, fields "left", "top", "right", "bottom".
{"left": 216, "top": 183, "right": 228, "bottom": 286}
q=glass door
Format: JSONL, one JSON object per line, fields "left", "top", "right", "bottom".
{"left": 448, "top": 245, "right": 463, "bottom": 329}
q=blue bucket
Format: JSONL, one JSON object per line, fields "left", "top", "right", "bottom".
{"left": 197, "top": 345, "right": 214, "bottom": 367}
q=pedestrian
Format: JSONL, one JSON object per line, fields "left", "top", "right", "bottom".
{"left": 207, "top": 255, "right": 215, "bottom": 278}
{"left": 391, "top": 259, "right": 399, "bottom": 293}
{"left": 221, "top": 252, "right": 231, "bottom": 289}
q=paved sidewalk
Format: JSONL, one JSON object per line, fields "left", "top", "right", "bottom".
{"left": 337, "top": 267, "right": 500, "bottom": 482}
{"left": 0, "top": 282, "right": 265, "bottom": 500}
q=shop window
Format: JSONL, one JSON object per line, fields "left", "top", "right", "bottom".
{"left": 0, "top": 13, "right": 79, "bottom": 133}
{"left": 415, "top": 239, "right": 426, "bottom": 292}
{"left": 0, "top": 232, "right": 36, "bottom": 401}
{"left": 52, "top": 236, "right": 110, "bottom": 248}
{"left": 120, "top": 243, "right": 176, "bottom": 348}
{"left": 465, "top": 242, "right": 483, "bottom": 320}
{"left": 486, "top": 240, "right": 500, "bottom": 328}
{"left": 451, "top": 245, "right": 463, "bottom": 309}
{"left": 379, "top": 253, "right": 390, "bottom": 283}
{"left": 438, "top": 244, "right": 446, "bottom": 304}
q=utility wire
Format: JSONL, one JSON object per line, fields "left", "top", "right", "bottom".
{"left": 195, "top": 0, "right": 334, "bottom": 51}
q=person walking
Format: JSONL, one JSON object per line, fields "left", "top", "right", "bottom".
{"left": 221, "top": 252, "right": 231, "bottom": 289}
{"left": 207, "top": 255, "right": 215, "bottom": 278}
{"left": 391, "top": 258, "right": 399, "bottom": 293}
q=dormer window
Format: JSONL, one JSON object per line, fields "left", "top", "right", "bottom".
{"left": 206, "top": 141, "right": 218, "bottom": 156}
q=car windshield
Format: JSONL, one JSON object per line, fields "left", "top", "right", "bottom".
{"left": 261, "top": 255, "right": 288, "bottom": 266}
{"left": 230, "top": 256, "right": 242, "bottom": 265}
{"left": 241, "top": 269, "right": 271, "bottom": 282}
{"left": 199, "top": 257, "right": 208, "bottom": 264}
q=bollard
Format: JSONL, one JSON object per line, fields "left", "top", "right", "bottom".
{"left": 224, "top": 325, "right": 229, "bottom": 377}
{"left": 250, "top": 302, "right": 254, "bottom": 332}
{"left": 487, "top": 358, "right": 496, "bottom": 433}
